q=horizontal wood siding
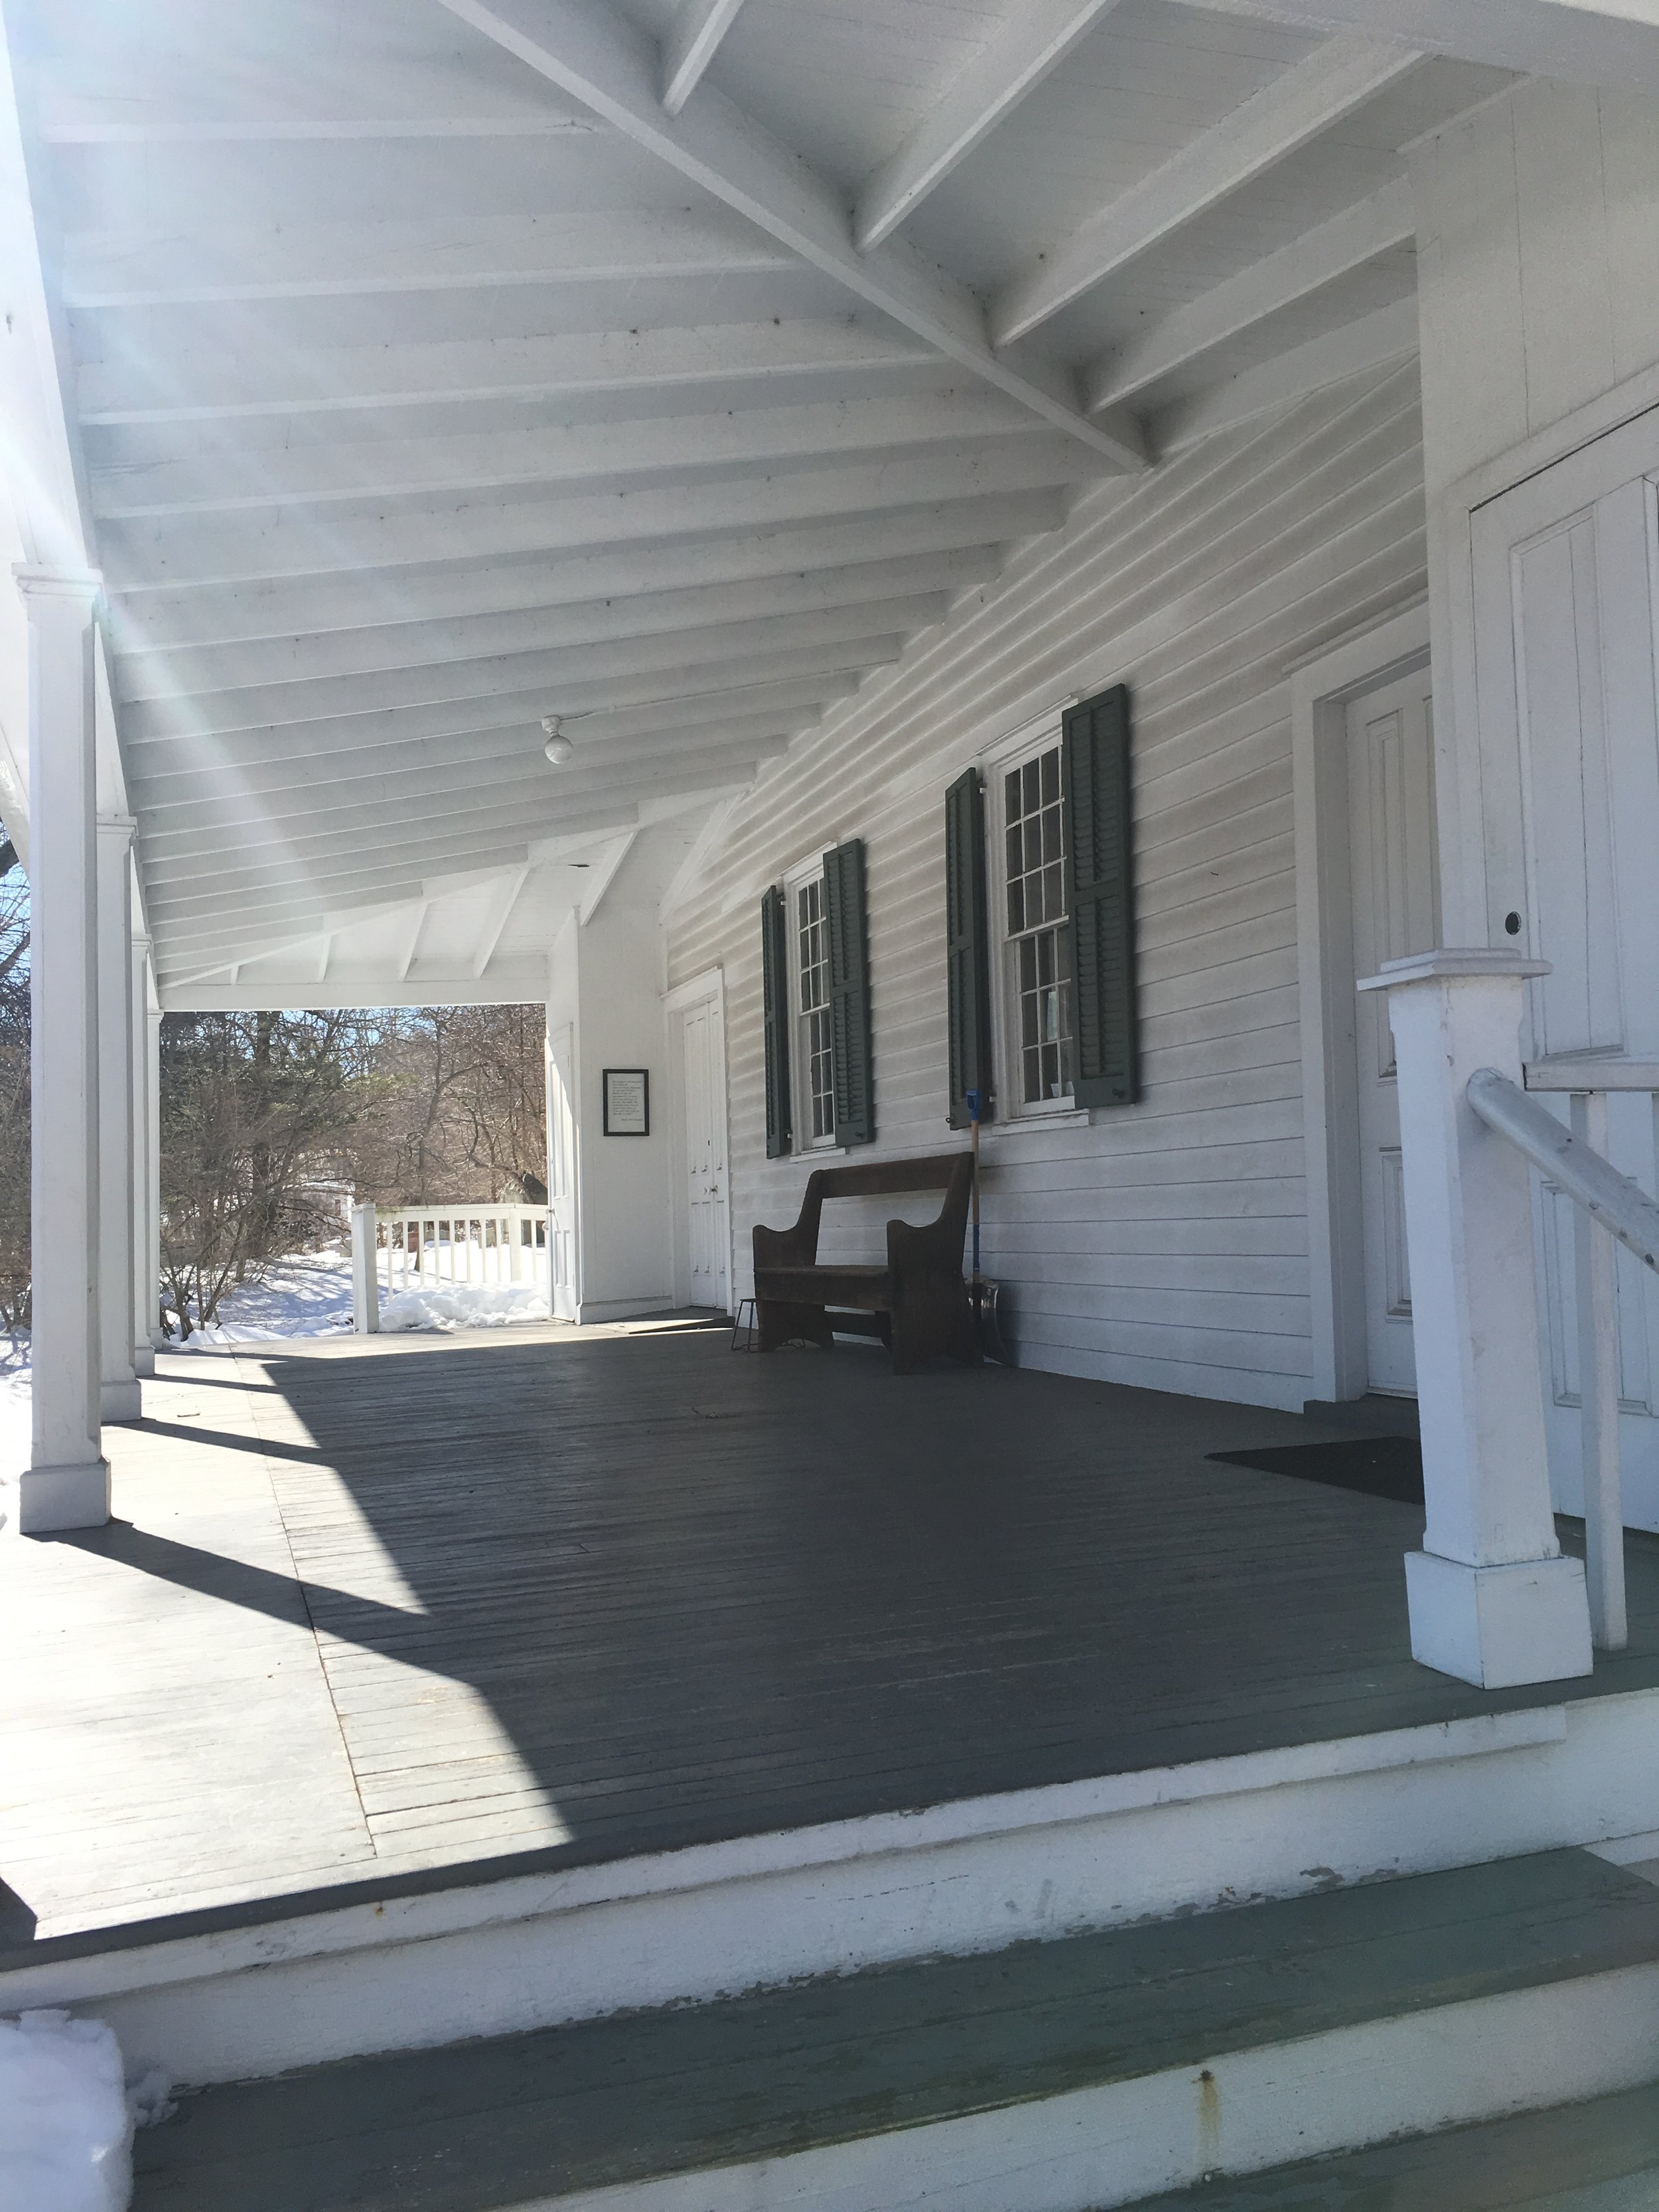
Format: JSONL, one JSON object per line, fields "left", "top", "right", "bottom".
{"left": 666, "top": 364, "right": 1427, "bottom": 1410}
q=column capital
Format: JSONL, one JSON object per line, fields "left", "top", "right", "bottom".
{"left": 1358, "top": 948, "right": 1551, "bottom": 993}
{"left": 96, "top": 812, "right": 139, "bottom": 841}
{"left": 14, "top": 563, "right": 104, "bottom": 608}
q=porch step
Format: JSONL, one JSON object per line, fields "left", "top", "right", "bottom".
{"left": 131, "top": 1848, "right": 1659, "bottom": 2212}
{"left": 1122, "top": 2080, "right": 1659, "bottom": 2208}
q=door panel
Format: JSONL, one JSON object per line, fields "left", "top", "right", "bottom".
{"left": 681, "top": 997, "right": 729, "bottom": 1313}
{"left": 1472, "top": 406, "right": 1659, "bottom": 1528}
{"left": 1346, "top": 666, "right": 1440, "bottom": 1396}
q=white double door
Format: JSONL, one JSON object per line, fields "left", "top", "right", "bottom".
{"left": 1471, "top": 402, "right": 1659, "bottom": 1530}
{"left": 680, "top": 997, "right": 730, "bottom": 1313}
{"left": 1346, "top": 664, "right": 1441, "bottom": 1397}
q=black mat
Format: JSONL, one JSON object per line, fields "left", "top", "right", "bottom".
{"left": 1208, "top": 1434, "right": 1424, "bottom": 1505}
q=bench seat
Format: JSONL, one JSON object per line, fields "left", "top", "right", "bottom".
{"left": 752, "top": 1153, "right": 975, "bottom": 1374}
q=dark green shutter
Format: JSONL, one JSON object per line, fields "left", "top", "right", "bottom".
{"left": 944, "top": 768, "right": 992, "bottom": 1129}
{"left": 1063, "top": 684, "right": 1139, "bottom": 1108}
{"left": 760, "top": 885, "right": 792, "bottom": 1158}
{"left": 824, "top": 838, "right": 873, "bottom": 1147}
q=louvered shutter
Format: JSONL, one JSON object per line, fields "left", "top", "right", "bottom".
{"left": 1063, "top": 685, "right": 1139, "bottom": 1108}
{"left": 824, "top": 838, "right": 873, "bottom": 1147}
{"left": 944, "top": 768, "right": 992, "bottom": 1129}
{"left": 760, "top": 885, "right": 792, "bottom": 1158}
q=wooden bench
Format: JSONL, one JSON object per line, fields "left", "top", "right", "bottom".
{"left": 752, "top": 1153, "right": 976, "bottom": 1374}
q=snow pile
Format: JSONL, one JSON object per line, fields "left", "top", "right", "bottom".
{"left": 379, "top": 1281, "right": 551, "bottom": 1332}
{"left": 175, "top": 1249, "right": 355, "bottom": 1347}
{"left": 0, "top": 2010, "right": 132, "bottom": 2212}
{"left": 0, "top": 1337, "right": 29, "bottom": 1488}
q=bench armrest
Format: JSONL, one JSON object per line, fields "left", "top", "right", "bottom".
{"left": 753, "top": 1170, "right": 829, "bottom": 1271}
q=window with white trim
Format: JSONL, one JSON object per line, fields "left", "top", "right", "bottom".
{"left": 998, "top": 737, "right": 1074, "bottom": 1112}
{"left": 786, "top": 852, "right": 836, "bottom": 1148}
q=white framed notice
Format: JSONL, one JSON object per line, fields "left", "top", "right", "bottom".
{"left": 602, "top": 1067, "right": 650, "bottom": 1136}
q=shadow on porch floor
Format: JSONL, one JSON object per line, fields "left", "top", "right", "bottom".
{"left": 3, "top": 1318, "right": 1656, "bottom": 1952}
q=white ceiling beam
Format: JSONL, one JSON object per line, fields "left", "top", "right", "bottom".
{"left": 433, "top": 0, "right": 1147, "bottom": 470}
{"left": 137, "top": 722, "right": 801, "bottom": 844}
{"left": 396, "top": 905, "right": 427, "bottom": 982}
{"left": 660, "top": 0, "right": 749, "bottom": 115}
{"left": 991, "top": 33, "right": 1423, "bottom": 348}
{"left": 576, "top": 834, "right": 636, "bottom": 924}
{"left": 78, "top": 317, "right": 935, "bottom": 425}
{"left": 64, "top": 209, "right": 790, "bottom": 307}
{"left": 106, "top": 494, "right": 1052, "bottom": 652}
{"left": 165, "top": 966, "right": 561, "bottom": 1012}
{"left": 113, "top": 545, "right": 1000, "bottom": 699}
{"left": 143, "top": 747, "right": 782, "bottom": 888}
{"left": 121, "top": 594, "right": 950, "bottom": 743}
{"left": 1161, "top": 0, "right": 1659, "bottom": 93}
{"left": 1151, "top": 294, "right": 1419, "bottom": 455}
{"left": 854, "top": 0, "right": 1127, "bottom": 252}
{"left": 128, "top": 680, "right": 843, "bottom": 800}
{"left": 101, "top": 439, "right": 1099, "bottom": 589}
{"left": 90, "top": 389, "right": 1035, "bottom": 519}
{"left": 1085, "top": 177, "right": 1414, "bottom": 411}
{"left": 125, "top": 638, "right": 902, "bottom": 767}
{"left": 474, "top": 865, "right": 532, "bottom": 974}
{"left": 145, "top": 754, "right": 768, "bottom": 905}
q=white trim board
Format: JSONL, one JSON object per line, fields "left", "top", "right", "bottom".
{"left": 1292, "top": 599, "right": 1433, "bottom": 1404}
{"left": 13, "top": 1689, "right": 1659, "bottom": 2089}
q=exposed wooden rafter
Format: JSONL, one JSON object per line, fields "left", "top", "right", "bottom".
{"left": 660, "top": 0, "right": 749, "bottom": 115}
{"left": 853, "top": 0, "right": 1127, "bottom": 252}
{"left": 991, "top": 33, "right": 1423, "bottom": 347}
{"left": 431, "top": 0, "right": 1148, "bottom": 471}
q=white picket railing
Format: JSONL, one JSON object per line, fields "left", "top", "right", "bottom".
{"left": 350, "top": 1202, "right": 549, "bottom": 1333}
{"left": 1469, "top": 1057, "right": 1659, "bottom": 1654}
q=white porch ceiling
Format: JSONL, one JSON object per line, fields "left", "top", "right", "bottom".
{"left": 9, "top": 0, "right": 1625, "bottom": 1001}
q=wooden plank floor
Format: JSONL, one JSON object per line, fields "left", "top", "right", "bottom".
{"left": 5, "top": 1319, "right": 1659, "bottom": 1947}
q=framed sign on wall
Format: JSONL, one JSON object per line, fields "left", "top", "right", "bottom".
{"left": 602, "top": 1067, "right": 650, "bottom": 1136}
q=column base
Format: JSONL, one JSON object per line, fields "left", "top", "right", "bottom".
{"left": 100, "top": 1377, "right": 143, "bottom": 1422}
{"left": 19, "top": 1459, "right": 111, "bottom": 1534}
{"left": 1406, "top": 1549, "right": 1593, "bottom": 1688}
{"left": 133, "top": 1346, "right": 156, "bottom": 1379}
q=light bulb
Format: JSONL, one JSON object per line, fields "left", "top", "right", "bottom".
{"left": 541, "top": 714, "right": 574, "bottom": 766}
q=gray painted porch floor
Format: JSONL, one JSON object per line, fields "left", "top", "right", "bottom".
{"left": 3, "top": 1319, "right": 1658, "bottom": 1955}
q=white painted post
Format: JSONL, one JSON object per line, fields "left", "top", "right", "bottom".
{"left": 1358, "top": 950, "right": 1593, "bottom": 1688}
{"left": 96, "top": 814, "right": 141, "bottom": 1422}
{"left": 144, "top": 1001, "right": 164, "bottom": 1351}
{"left": 17, "top": 567, "right": 108, "bottom": 1532}
{"left": 350, "top": 1203, "right": 380, "bottom": 1334}
{"left": 1571, "top": 1090, "right": 1626, "bottom": 1651}
{"left": 129, "top": 932, "right": 155, "bottom": 1377}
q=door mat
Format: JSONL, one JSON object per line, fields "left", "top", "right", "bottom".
{"left": 1208, "top": 1434, "right": 1424, "bottom": 1505}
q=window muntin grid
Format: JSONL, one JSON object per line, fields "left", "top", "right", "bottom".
{"left": 796, "top": 876, "right": 835, "bottom": 1143}
{"left": 1003, "top": 745, "right": 1073, "bottom": 1106}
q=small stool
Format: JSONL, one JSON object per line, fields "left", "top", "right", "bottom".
{"left": 731, "top": 1296, "right": 757, "bottom": 1351}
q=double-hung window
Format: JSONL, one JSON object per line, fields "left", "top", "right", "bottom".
{"left": 794, "top": 869, "right": 836, "bottom": 1145}
{"left": 1000, "top": 739, "right": 1074, "bottom": 1110}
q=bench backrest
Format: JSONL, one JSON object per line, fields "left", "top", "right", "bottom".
{"left": 786, "top": 1151, "right": 974, "bottom": 1264}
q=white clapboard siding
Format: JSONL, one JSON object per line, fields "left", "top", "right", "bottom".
{"left": 666, "top": 363, "right": 1426, "bottom": 1410}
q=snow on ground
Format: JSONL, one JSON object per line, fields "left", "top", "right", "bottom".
{"left": 380, "top": 1280, "right": 550, "bottom": 1331}
{"left": 175, "top": 1248, "right": 356, "bottom": 1347}
{"left": 0, "top": 2010, "right": 132, "bottom": 2212}
{"left": 0, "top": 1335, "right": 29, "bottom": 1489}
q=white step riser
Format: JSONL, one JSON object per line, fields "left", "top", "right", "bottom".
{"left": 512, "top": 1968, "right": 1659, "bottom": 2212}
{"left": 8, "top": 1690, "right": 1656, "bottom": 2089}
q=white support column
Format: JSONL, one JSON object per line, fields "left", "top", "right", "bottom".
{"left": 17, "top": 567, "right": 108, "bottom": 1532}
{"left": 145, "top": 1001, "right": 164, "bottom": 1350}
{"left": 129, "top": 933, "right": 156, "bottom": 1376}
{"left": 1358, "top": 949, "right": 1593, "bottom": 1688}
{"left": 350, "top": 1203, "right": 380, "bottom": 1334}
{"left": 97, "top": 814, "right": 141, "bottom": 1422}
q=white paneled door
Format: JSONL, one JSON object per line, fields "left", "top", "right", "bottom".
{"left": 1347, "top": 664, "right": 1441, "bottom": 1396}
{"left": 546, "top": 1022, "right": 579, "bottom": 1323}
{"left": 1471, "top": 403, "right": 1659, "bottom": 1530}
{"left": 681, "top": 997, "right": 730, "bottom": 1313}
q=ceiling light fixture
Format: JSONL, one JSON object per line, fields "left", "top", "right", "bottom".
{"left": 541, "top": 714, "right": 575, "bottom": 766}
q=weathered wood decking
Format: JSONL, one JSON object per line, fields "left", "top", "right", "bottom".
{"left": 4, "top": 1319, "right": 1659, "bottom": 1949}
